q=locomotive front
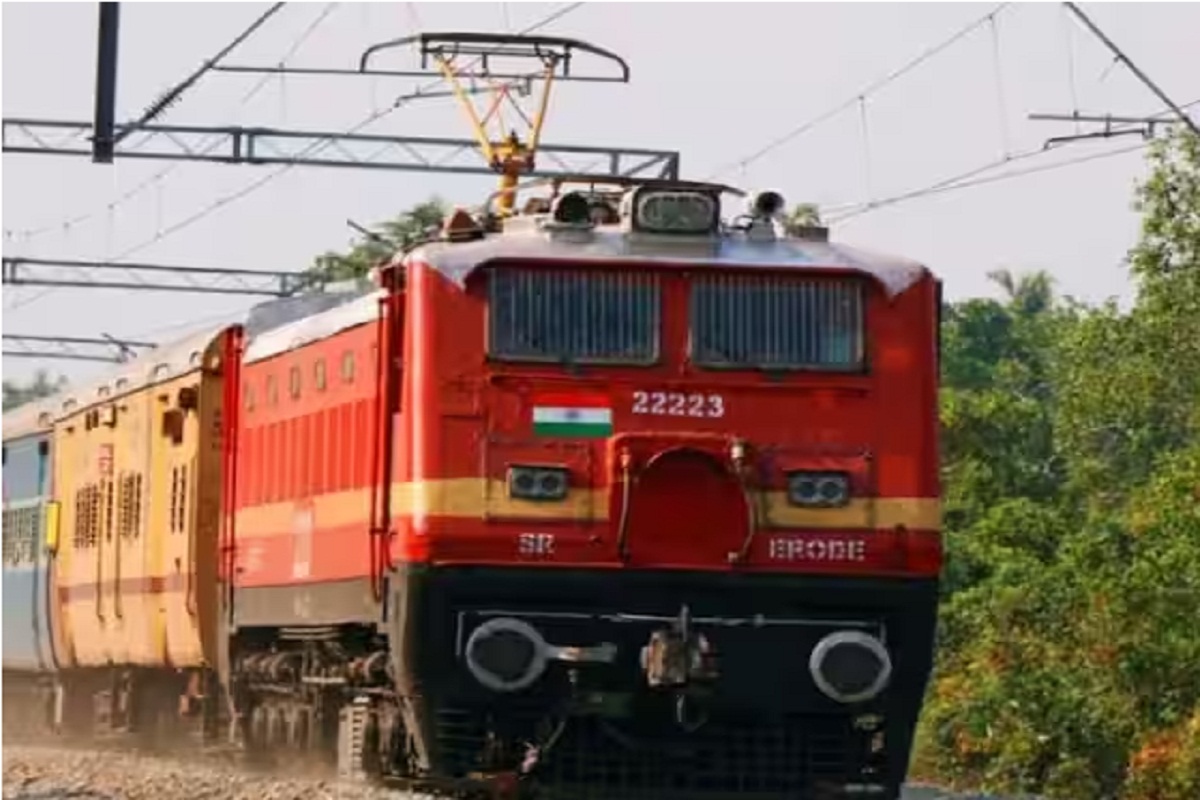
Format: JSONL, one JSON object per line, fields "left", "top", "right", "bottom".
{"left": 386, "top": 181, "right": 941, "bottom": 800}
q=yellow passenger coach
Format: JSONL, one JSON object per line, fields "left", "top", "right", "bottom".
{"left": 51, "top": 323, "right": 240, "bottom": 727}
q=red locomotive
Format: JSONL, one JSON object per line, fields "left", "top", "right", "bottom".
{"left": 1, "top": 32, "right": 942, "bottom": 800}
{"left": 224, "top": 175, "right": 942, "bottom": 799}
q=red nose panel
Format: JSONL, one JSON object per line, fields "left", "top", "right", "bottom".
{"left": 623, "top": 449, "right": 749, "bottom": 568}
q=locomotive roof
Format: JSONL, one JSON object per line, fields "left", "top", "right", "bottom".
{"left": 244, "top": 224, "right": 930, "bottom": 365}
{"left": 243, "top": 289, "right": 384, "bottom": 365}
{"left": 407, "top": 226, "right": 929, "bottom": 298}
{"left": 55, "top": 322, "right": 237, "bottom": 417}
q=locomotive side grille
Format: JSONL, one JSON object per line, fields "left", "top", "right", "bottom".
{"left": 691, "top": 274, "right": 865, "bottom": 370}
{"left": 487, "top": 268, "right": 660, "bottom": 364}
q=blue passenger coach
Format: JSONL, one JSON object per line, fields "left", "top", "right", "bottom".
{"left": 2, "top": 396, "right": 58, "bottom": 674}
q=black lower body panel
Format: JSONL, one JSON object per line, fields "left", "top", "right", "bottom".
{"left": 387, "top": 565, "right": 938, "bottom": 800}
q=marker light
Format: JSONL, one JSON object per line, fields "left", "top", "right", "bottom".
{"left": 786, "top": 470, "right": 851, "bottom": 508}
{"left": 508, "top": 465, "right": 570, "bottom": 501}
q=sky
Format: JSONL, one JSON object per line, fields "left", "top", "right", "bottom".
{"left": 2, "top": 0, "right": 1199, "bottom": 385}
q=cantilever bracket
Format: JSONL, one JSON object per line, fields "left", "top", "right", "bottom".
{"left": 1030, "top": 111, "right": 1162, "bottom": 151}
{"left": 1042, "top": 126, "right": 1153, "bottom": 151}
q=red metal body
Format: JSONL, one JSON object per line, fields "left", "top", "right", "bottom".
{"left": 395, "top": 259, "right": 940, "bottom": 576}
{"left": 233, "top": 319, "right": 382, "bottom": 591}
{"left": 230, "top": 256, "right": 940, "bottom": 603}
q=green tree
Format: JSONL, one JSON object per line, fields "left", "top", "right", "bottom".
{"left": 783, "top": 203, "right": 824, "bottom": 236}
{"left": 1055, "top": 128, "right": 1200, "bottom": 506}
{"left": 306, "top": 199, "right": 447, "bottom": 283}
{"left": 2, "top": 369, "right": 66, "bottom": 410}
{"left": 915, "top": 129, "right": 1200, "bottom": 799}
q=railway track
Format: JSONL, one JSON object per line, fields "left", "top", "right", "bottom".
{"left": 1, "top": 728, "right": 497, "bottom": 800}
{"left": 3, "top": 732, "right": 1007, "bottom": 800}
{"left": 1, "top": 737, "right": 397, "bottom": 800}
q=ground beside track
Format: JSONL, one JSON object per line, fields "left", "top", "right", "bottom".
{"left": 1, "top": 744, "right": 420, "bottom": 800}
{"left": 2, "top": 744, "right": 1011, "bottom": 800}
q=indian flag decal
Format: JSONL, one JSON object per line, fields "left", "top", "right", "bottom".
{"left": 532, "top": 393, "right": 613, "bottom": 438}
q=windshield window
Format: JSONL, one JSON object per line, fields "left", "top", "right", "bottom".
{"left": 690, "top": 274, "right": 865, "bottom": 371}
{"left": 487, "top": 267, "right": 660, "bottom": 364}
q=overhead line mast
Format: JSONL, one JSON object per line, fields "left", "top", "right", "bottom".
{"left": 91, "top": 2, "right": 120, "bottom": 163}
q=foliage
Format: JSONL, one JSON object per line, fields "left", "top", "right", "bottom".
{"left": 305, "top": 198, "right": 447, "bottom": 283}
{"left": 2, "top": 369, "right": 67, "bottom": 411}
{"left": 915, "top": 129, "right": 1200, "bottom": 798}
{"left": 785, "top": 203, "right": 823, "bottom": 228}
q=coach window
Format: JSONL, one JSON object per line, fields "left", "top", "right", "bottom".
{"left": 117, "top": 472, "right": 143, "bottom": 540}
{"left": 314, "top": 359, "right": 327, "bottom": 392}
{"left": 341, "top": 351, "right": 355, "bottom": 384}
{"left": 266, "top": 375, "right": 279, "bottom": 407}
{"left": 289, "top": 365, "right": 302, "bottom": 400}
{"left": 244, "top": 384, "right": 256, "bottom": 412}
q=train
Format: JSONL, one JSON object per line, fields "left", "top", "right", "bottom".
{"left": 2, "top": 174, "right": 942, "bottom": 799}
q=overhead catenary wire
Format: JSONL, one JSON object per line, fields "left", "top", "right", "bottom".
{"left": 101, "top": 1, "right": 584, "bottom": 266}
{"left": 828, "top": 140, "right": 1149, "bottom": 223}
{"left": 1061, "top": 6, "right": 1082, "bottom": 133}
{"left": 4, "top": 3, "right": 341, "bottom": 312}
{"left": 5, "top": 1, "right": 585, "bottom": 319}
{"left": 15, "top": 3, "right": 287, "bottom": 236}
{"left": 132, "top": 307, "right": 260, "bottom": 343}
{"left": 120, "top": 2, "right": 286, "bottom": 139}
{"left": 7, "top": 3, "right": 337, "bottom": 245}
{"left": 825, "top": 97, "right": 1200, "bottom": 223}
{"left": 403, "top": 2, "right": 423, "bottom": 30}
{"left": 714, "top": 2, "right": 1196, "bottom": 227}
{"left": 705, "top": 3, "right": 1010, "bottom": 181}
{"left": 857, "top": 97, "right": 873, "bottom": 202}
{"left": 989, "top": 12, "right": 1012, "bottom": 157}
{"left": 1064, "top": 1, "right": 1200, "bottom": 139}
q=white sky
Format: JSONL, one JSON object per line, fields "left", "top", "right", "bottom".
{"left": 2, "top": 0, "right": 1199, "bottom": 385}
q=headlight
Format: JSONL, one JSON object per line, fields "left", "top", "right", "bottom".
{"left": 465, "top": 617, "right": 550, "bottom": 692}
{"left": 809, "top": 630, "right": 892, "bottom": 704}
{"left": 786, "top": 470, "right": 851, "bottom": 507}
{"left": 508, "top": 465, "right": 569, "bottom": 501}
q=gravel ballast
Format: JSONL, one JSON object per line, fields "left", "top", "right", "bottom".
{"left": 3, "top": 743, "right": 1003, "bottom": 800}
{"left": 1, "top": 744, "right": 417, "bottom": 800}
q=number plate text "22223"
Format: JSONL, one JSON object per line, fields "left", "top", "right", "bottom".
{"left": 631, "top": 391, "right": 725, "bottom": 418}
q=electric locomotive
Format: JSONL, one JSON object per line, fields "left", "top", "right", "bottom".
{"left": 227, "top": 176, "right": 942, "bottom": 800}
